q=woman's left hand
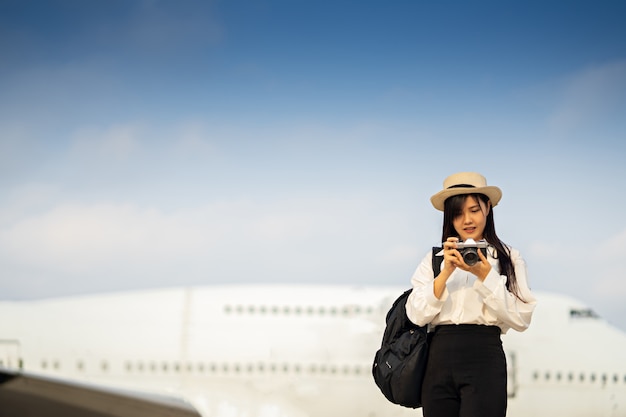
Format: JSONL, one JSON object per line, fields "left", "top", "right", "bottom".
{"left": 457, "top": 248, "right": 491, "bottom": 281}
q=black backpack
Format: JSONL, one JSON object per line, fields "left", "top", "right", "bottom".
{"left": 371, "top": 248, "right": 442, "bottom": 408}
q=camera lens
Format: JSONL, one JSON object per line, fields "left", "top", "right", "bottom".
{"left": 462, "top": 248, "right": 479, "bottom": 266}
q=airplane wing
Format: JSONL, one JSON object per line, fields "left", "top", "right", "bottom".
{"left": 0, "top": 368, "right": 202, "bottom": 417}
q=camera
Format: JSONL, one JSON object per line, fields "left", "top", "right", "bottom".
{"left": 455, "top": 239, "right": 488, "bottom": 266}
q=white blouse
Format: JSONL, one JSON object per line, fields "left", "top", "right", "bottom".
{"left": 405, "top": 246, "right": 537, "bottom": 334}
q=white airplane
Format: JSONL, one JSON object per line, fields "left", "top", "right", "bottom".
{"left": 1, "top": 285, "right": 625, "bottom": 417}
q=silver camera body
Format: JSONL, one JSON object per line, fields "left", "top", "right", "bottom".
{"left": 455, "top": 239, "right": 488, "bottom": 266}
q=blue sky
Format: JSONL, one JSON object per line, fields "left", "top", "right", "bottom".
{"left": 1, "top": 1, "right": 626, "bottom": 330}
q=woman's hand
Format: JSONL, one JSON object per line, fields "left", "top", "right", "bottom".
{"left": 433, "top": 237, "right": 460, "bottom": 299}
{"left": 442, "top": 237, "right": 462, "bottom": 274}
{"left": 466, "top": 247, "right": 491, "bottom": 281}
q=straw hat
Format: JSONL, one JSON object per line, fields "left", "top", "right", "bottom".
{"left": 430, "top": 172, "right": 502, "bottom": 211}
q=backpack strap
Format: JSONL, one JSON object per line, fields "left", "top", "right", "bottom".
{"left": 432, "top": 246, "right": 443, "bottom": 277}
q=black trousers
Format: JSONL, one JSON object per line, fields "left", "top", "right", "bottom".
{"left": 421, "top": 325, "right": 507, "bottom": 417}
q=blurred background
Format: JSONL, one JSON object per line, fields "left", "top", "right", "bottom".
{"left": 1, "top": 1, "right": 625, "bottom": 329}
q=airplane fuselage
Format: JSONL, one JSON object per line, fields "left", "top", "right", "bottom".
{"left": 1, "top": 285, "right": 625, "bottom": 416}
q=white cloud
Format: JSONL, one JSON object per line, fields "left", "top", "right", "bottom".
{"left": 527, "top": 241, "right": 560, "bottom": 259}
{"left": 548, "top": 59, "right": 626, "bottom": 136}
{"left": 0, "top": 203, "right": 200, "bottom": 274}
{"left": 588, "top": 228, "right": 626, "bottom": 299}
{"left": 526, "top": 228, "right": 626, "bottom": 329}
{"left": 0, "top": 183, "right": 61, "bottom": 227}
{"left": 592, "top": 228, "right": 626, "bottom": 259}
{"left": 0, "top": 193, "right": 418, "bottom": 292}
{"left": 376, "top": 244, "right": 421, "bottom": 264}
{"left": 174, "top": 122, "right": 219, "bottom": 156}
{"left": 70, "top": 124, "right": 143, "bottom": 161}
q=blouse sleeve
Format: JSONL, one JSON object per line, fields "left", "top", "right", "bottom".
{"left": 474, "top": 247, "right": 537, "bottom": 333}
{"left": 405, "top": 250, "right": 447, "bottom": 327}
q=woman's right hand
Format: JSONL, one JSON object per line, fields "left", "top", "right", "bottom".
{"left": 442, "top": 237, "right": 461, "bottom": 274}
{"left": 433, "top": 237, "right": 459, "bottom": 299}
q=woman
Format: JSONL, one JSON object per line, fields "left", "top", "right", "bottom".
{"left": 405, "top": 172, "right": 536, "bottom": 417}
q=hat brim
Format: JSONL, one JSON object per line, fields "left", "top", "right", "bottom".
{"left": 430, "top": 186, "right": 502, "bottom": 211}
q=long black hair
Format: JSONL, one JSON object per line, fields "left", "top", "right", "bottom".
{"left": 441, "top": 193, "right": 522, "bottom": 299}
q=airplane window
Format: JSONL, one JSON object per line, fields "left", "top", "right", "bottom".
{"left": 224, "top": 305, "right": 232, "bottom": 313}
{"left": 162, "top": 362, "right": 168, "bottom": 372}
{"left": 544, "top": 372, "right": 550, "bottom": 381}
{"left": 125, "top": 362, "right": 132, "bottom": 372}
{"left": 532, "top": 371, "right": 539, "bottom": 381}
{"left": 77, "top": 361, "right": 84, "bottom": 371}
{"left": 101, "top": 361, "right": 108, "bottom": 372}
{"left": 569, "top": 308, "right": 600, "bottom": 319}
{"left": 591, "top": 373, "right": 596, "bottom": 382}
{"left": 137, "top": 362, "right": 144, "bottom": 372}
{"left": 579, "top": 373, "right": 585, "bottom": 382}
{"left": 556, "top": 372, "right": 562, "bottom": 381}
{"left": 568, "top": 372, "right": 574, "bottom": 382}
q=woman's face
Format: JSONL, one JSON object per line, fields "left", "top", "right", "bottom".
{"left": 453, "top": 195, "right": 489, "bottom": 242}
